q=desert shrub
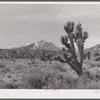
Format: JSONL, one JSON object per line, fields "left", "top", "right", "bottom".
{"left": 44, "top": 70, "right": 79, "bottom": 89}
{"left": 84, "top": 61, "right": 100, "bottom": 68}
{"left": 86, "top": 68, "right": 97, "bottom": 79}
{"left": 75, "top": 79, "right": 97, "bottom": 89}
{"left": 89, "top": 63, "right": 96, "bottom": 68}
{"left": 6, "top": 74, "right": 12, "bottom": 79}
{"left": 96, "top": 81, "right": 100, "bottom": 89}
{"left": 71, "top": 72, "right": 97, "bottom": 89}
{"left": 2, "top": 67, "right": 10, "bottom": 74}
{"left": 84, "top": 52, "right": 91, "bottom": 60}
{"left": 43, "top": 71, "right": 64, "bottom": 89}
{"left": 95, "top": 56, "right": 100, "bottom": 61}
{"left": 20, "top": 66, "right": 67, "bottom": 89}
{"left": 20, "top": 67, "right": 84, "bottom": 89}
{"left": 21, "top": 68, "right": 47, "bottom": 89}
{"left": 49, "top": 63, "right": 66, "bottom": 72}
{"left": 28, "top": 62, "right": 32, "bottom": 65}
{"left": 23, "top": 75, "right": 45, "bottom": 89}
{"left": 96, "top": 70, "right": 100, "bottom": 79}
{"left": 3, "top": 82, "right": 18, "bottom": 89}
{"left": 0, "top": 63, "right": 5, "bottom": 68}
{"left": 58, "top": 71, "right": 78, "bottom": 89}
{"left": 48, "top": 71, "right": 97, "bottom": 89}
{"left": 15, "top": 65, "right": 23, "bottom": 71}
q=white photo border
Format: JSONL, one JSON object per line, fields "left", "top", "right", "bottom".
{"left": 0, "top": 1, "right": 99, "bottom": 99}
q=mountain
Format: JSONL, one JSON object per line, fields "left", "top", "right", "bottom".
{"left": 13, "top": 40, "right": 100, "bottom": 56}
{"left": 13, "top": 40, "right": 61, "bottom": 51}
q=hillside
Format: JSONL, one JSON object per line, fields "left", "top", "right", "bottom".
{"left": 84, "top": 44, "right": 100, "bottom": 58}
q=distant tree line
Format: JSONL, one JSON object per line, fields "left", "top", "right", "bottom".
{"left": 0, "top": 49, "right": 62, "bottom": 63}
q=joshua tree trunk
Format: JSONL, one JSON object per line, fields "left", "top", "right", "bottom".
{"left": 67, "top": 59, "right": 83, "bottom": 76}
{"left": 74, "top": 63, "right": 83, "bottom": 76}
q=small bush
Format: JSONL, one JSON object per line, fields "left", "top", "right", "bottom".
{"left": 21, "top": 68, "right": 46, "bottom": 89}
{"left": 3, "top": 82, "right": 18, "bottom": 89}
{"left": 0, "top": 63, "right": 5, "bottom": 68}
{"left": 72, "top": 73, "right": 97, "bottom": 89}
{"left": 2, "top": 67, "right": 10, "bottom": 74}
{"left": 21, "top": 67, "right": 66, "bottom": 89}
{"left": 15, "top": 65, "right": 23, "bottom": 71}
{"left": 95, "top": 56, "right": 100, "bottom": 61}
{"left": 49, "top": 63, "right": 66, "bottom": 72}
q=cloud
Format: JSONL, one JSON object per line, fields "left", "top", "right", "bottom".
{"left": 0, "top": 9, "right": 99, "bottom": 23}
{"left": 0, "top": 13, "right": 47, "bottom": 22}
{"left": 65, "top": 10, "right": 100, "bottom": 20}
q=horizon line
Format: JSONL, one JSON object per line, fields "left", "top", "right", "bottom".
{"left": 0, "top": 40, "right": 99, "bottom": 50}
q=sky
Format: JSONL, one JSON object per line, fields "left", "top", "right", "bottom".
{"left": 0, "top": 4, "right": 100, "bottom": 48}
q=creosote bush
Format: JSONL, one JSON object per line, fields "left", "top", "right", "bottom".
{"left": 49, "top": 63, "right": 66, "bottom": 72}
{"left": 21, "top": 69, "right": 46, "bottom": 89}
{"left": 3, "top": 82, "right": 18, "bottom": 89}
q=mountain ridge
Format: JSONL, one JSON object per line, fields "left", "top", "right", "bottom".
{"left": 84, "top": 44, "right": 100, "bottom": 57}
{"left": 12, "top": 40, "right": 61, "bottom": 51}
{"left": 1, "top": 40, "right": 100, "bottom": 57}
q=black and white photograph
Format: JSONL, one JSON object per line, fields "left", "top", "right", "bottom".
{"left": 0, "top": 2, "right": 99, "bottom": 90}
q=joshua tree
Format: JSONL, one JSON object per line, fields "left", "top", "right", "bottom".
{"left": 40, "top": 52, "right": 47, "bottom": 61}
{"left": 8, "top": 50, "right": 17, "bottom": 62}
{"left": 40, "top": 51, "right": 53, "bottom": 63}
{"left": 26, "top": 51, "right": 36, "bottom": 64}
{"left": 57, "top": 21, "right": 88, "bottom": 76}
{"left": 46, "top": 53, "right": 54, "bottom": 63}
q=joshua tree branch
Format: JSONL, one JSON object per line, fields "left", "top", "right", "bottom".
{"left": 68, "top": 34, "right": 78, "bottom": 63}
{"left": 76, "top": 39, "right": 84, "bottom": 66}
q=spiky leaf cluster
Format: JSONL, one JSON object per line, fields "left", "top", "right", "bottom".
{"left": 64, "top": 21, "right": 74, "bottom": 34}
{"left": 62, "top": 21, "right": 89, "bottom": 50}
{"left": 74, "top": 23, "right": 88, "bottom": 42}
{"left": 74, "top": 23, "right": 82, "bottom": 39}
{"left": 82, "top": 31, "right": 88, "bottom": 42}
{"left": 61, "top": 35, "right": 71, "bottom": 49}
